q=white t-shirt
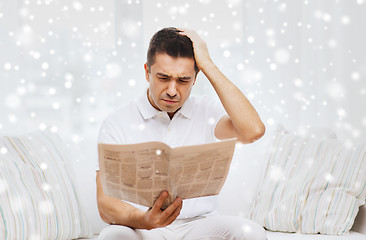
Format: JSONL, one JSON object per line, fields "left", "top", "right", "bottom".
{"left": 98, "top": 89, "right": 226, "bottom": 219}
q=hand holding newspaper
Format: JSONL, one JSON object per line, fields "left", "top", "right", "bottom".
{"left": 98, "top": 138, "right": 236, "bottom": 210}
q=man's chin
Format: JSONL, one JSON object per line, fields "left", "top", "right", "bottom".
{"left": 159, "top": 102, "right": 180, "bottom": 111}
{"left": 159, "top": 105, "right": 180, "bottom": 114}
{"left": 162, "top": 108, "right": 179, "bottom": 114}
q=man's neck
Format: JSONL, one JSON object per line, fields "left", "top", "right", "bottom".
{"left": 168, "top": 109, "right": 180, "bottom": 120}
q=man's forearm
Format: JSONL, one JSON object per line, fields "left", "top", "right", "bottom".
{"left": 96, "top": 172, "right": 146, "bottom": 229}
{"left": 201, "top": 63, "right": 265, "bottom": 141}
{"left": 97, "top": 194, "right": 147, "bottom": 228}
{"left": 96, "top": 172, "right": 183, "bottom": 230}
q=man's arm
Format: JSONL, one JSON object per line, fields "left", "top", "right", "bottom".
{"left": 179, "top": 29, "right": 265, "bottom": 143}
{"left": 96, "top": 172, "right": 182, "bottom": 230}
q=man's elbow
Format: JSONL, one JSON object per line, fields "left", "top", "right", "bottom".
{"left": 97, "top": 198, "right": 117, "bottom": 224}
{"left": 97, "top": 198, "right": 111, "bottom": 224}
{"left": 253, "top": 123, "right": 266, "bottom": 141}
{"left": 238, "top": 123, "right": 266, "bottom": 143}
{"left": 96, "top": 173, "right": 115, "bottom": 224}
{"left": 99, "top": 210, "right": 110, "bottom": 224}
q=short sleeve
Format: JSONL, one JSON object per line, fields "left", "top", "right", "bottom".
{"left": 205, "top": 96, "right": 227, "bottom": 141}
{"left": 98, "top": 120, "right": 118, "bottom": 144}
{"left": 96, "top": 118, "right": 125, "bottom": 170}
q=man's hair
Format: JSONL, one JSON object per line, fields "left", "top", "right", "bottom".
{"left": 147, "top": 27, "right": 199, "bottom": 74}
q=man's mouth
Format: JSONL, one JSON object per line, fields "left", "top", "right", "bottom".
{"left": 163, "top": 99, "right": 178, "bottom": 104}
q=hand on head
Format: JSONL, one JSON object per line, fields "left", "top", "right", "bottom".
{"left": 177, "top": 28, "right": 213, "bottom": 71}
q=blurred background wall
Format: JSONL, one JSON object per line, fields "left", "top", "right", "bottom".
{"left": 1, "top": 0, "right": 366, "bottom": 156}
{"left": 1, "top": 0, "right": 366, "bottom": 232}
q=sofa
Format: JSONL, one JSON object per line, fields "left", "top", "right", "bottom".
{"left": 218, "top": 125, "right": 366, "bottom": 240}
{"left": 0, "top": 125, "right": 365, "bottom": 239}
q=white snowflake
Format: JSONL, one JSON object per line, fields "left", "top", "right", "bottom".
{"left": 274, "top": 49, "right": 290, "bottom": 64}
{"left": 42, "top": 183, "right": 51, "bottom": 192}
{"left": 267, "top": 118, "right": 275, "bottom": 126}
{"left": 48, "top": 88, "right": 56, "bottom": 95}
{"left": 39, "top": 123, "right": 47, "bottom": 130}
{"left": 52, "top": 102, "right": 60, "bottom": 109}
{"left": 64, "top": 81, "right": 72, "bottom": 88}
{"left": 106, "top": 63, "right": 122, "bottom": 78}
{"left": 269, "top": 166, "right": 284, "bottom": 182}
{"left": 341, "top": 16, "right": 351, "bottom": 25}
{"left": 8, "top": 114, "right": 18, "bottom": 123}
{"left": 38, "top": 200, "right": 54, "bottom": 215}
{"left": 242, "top": 224, "right": 252, "bottom": 233}
{"left": 324, "top": 173, "right": 334, "bottom": 183}
{"left": 337, "top": 108, "right": 346, "bottom": 118}
{"left": 129, "top": 79, "right": 136, "bottom": 86}
{"left": 41, "top": 62, "right": 49, "bottom": 70}
{"left": 351, "top": 72, "right": 360, "bottom": 81}
{"left": 4, "top": 62, "right": 12, "bottom": 70}
{"left": 6, "top": 94, "right": 21, "bottom": 109}
{"left": 50, "top": 126, "right": 58, "bottom": 133}
{"left": 72, "top": 1, "right": 83, "bottom": 11}
{"left": 328, "top": 39, "right": 337, "bottom": 48}
{"left": 247, "top": 36, "right": 255, "bottom": 44}
{"left": 72, "top": 134, "right": 81, "bottom": 143}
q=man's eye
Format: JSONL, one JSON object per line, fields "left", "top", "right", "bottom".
{"left": 179, "top": 79, "right": 190, "bottom": 83}
{"left": 159, "top": 77, "right": 168, "bottom": 80}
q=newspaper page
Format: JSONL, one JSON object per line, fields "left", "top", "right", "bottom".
{"left": 98, "top": 138, "right": 236, "bottom": 209}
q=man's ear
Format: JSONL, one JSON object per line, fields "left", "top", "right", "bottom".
{"left": 144, "top": 63, "right": 150, "bottom": 83}
{"left": 193, "top": 70, "right": 200, "bottom": 85}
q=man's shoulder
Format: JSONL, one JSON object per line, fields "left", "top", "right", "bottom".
{"left": 103, "top": 99, "right": 139, "bottom": 122}
{"left": 189, "top": 94, "right": 220, "bottom": 107}
{"left": 188, "top": 94, "right": 226, "bottom": 120}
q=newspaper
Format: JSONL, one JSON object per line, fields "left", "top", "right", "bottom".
{"left": 98, "top": 138, "right": 236, "bottom": 209}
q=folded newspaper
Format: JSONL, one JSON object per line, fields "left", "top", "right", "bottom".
{"left": 98, "top": 138, "right": 236, "bottom": 209}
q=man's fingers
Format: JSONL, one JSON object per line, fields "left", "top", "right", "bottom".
{"left": 163, "top": 198, "right": 183, "bottom": 226}
{"left": 177, "top": 28, "right": 196, "bottom": 39}
{"left": 176, "top": 27, "right": 187, "bottom": 33}
{"left": 148, "top": 194, "right": 181, "bottom": 228}
{"left": 151, "top": 191, "right": 169, "bottom": 214}
{"left": 160, "top": 197, "right": 182, "bottom": 221}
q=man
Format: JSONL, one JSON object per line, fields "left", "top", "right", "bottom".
{"left": 96, "top": 27, "right": 267, "bottom": 239}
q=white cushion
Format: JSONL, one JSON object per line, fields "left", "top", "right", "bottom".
{"left": 0, "top": 131, "right": 92, "bottom": 239}
{"left": 250, "top": 125, "right": 366, "bottom": 234}
{"left": 218, "top": 128, "right": 273, "bottom": 217}
{"left": 218, "top": 124, "right": 337, "bottom": 218}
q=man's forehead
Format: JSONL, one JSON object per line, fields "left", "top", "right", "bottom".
{"left": 151, "top": 53, "right": 196, "bottom": 76}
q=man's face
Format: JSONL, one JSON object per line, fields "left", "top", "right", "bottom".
{"left": 144, "top": 53, "right": 197, "bottom": 118}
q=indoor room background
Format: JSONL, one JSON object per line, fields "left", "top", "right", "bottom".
{"left": 1, "top": 0, "right": 366, "bottom": 230}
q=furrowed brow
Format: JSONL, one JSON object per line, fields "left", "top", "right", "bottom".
{"left": 156, "top": 72, "right": 191, "bottom": 80}
{"left": 156, "top": 73, "right": 170, "bottom": 78}
{"left": 178, "top": 76, "right": 192, "bottom": 80}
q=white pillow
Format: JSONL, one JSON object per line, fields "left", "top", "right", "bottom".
{"left": 218, "top": 135, "right": 272, "bottom": 217}
{"left": 250, "top": 126, "right": 366, "bottom": 235}
{"left": 218, "top": 124, "right": 337, "bottom": 218}
{"left": 0, "top": 131, "right": 92, "bottom": 239}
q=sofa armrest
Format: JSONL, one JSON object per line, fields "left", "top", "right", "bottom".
{"left": 352, "top": 204, "right": 366, "bottom": 234}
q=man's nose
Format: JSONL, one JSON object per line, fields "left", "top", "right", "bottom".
{"left": 166, "top": 81, "right": 177, "bottom": 97}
